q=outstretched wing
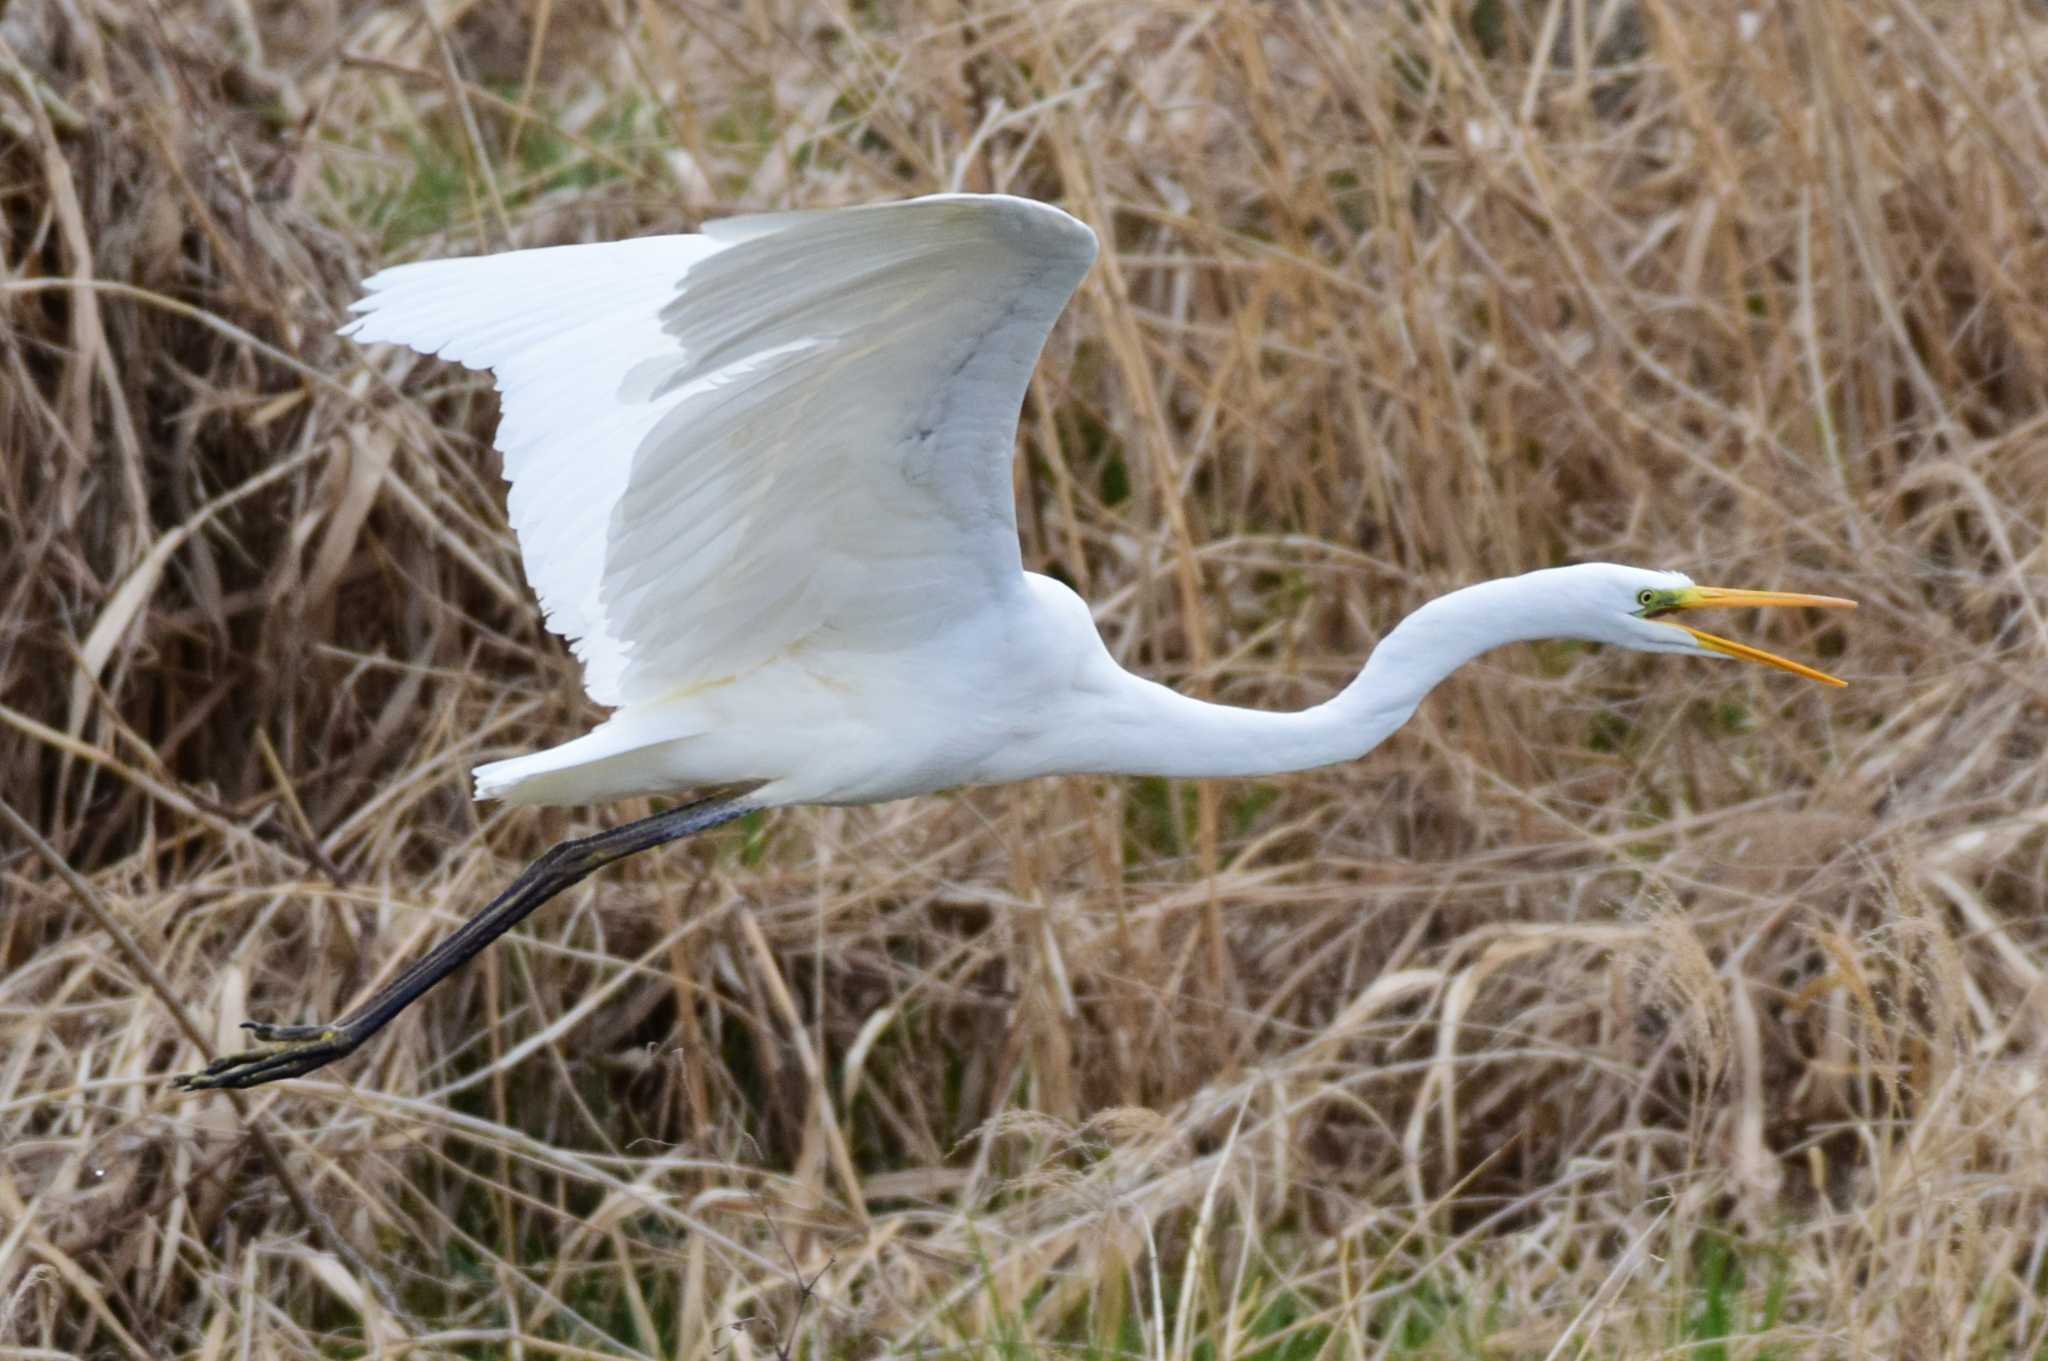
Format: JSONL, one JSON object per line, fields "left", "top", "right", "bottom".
{"left": 343, "top": 194, "right": 1097, "bottom": 706}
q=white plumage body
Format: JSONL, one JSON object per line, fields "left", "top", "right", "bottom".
{"left": 468, "top": 572, "right": 1114, "bottom": 807}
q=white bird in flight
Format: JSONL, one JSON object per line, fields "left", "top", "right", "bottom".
{"left": 180, "top": 194, "right": 1853, "bottom": 1090}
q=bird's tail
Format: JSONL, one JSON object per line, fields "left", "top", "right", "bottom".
{"left": 471, "top": 704, "right": 716, "bottom": 806}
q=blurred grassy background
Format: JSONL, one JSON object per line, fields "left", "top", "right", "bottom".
{"left": 3, "top": 0, "right": 2046, "bottom": 1355}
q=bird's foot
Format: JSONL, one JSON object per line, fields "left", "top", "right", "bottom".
{"left": 175, "top": 1020, "right": 360, "bottom": 1091}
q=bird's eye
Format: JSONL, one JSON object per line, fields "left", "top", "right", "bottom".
{"left": 1636, "top": 589, "right": 1657, "bottom": 608}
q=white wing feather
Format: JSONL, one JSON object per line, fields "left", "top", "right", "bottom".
{"left": 342, "top": 233, "right": 726, "bottom": 702}
{"left": 342, "top": 194, "right": 1096, "bottom": 709}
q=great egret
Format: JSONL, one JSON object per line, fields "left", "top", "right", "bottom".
{"left": 178, "top": 194, "right": 1853, "bottom": 1091}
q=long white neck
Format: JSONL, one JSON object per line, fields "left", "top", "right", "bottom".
{"left": 1048, "top": 571, "right": 1583, "bottom": 780}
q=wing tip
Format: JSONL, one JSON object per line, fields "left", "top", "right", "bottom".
{"left": 918, "top": 193, "right": 1098, "bottom": 266}
{"left": 703, "top": 192, "right": 1098, "bottom": 268}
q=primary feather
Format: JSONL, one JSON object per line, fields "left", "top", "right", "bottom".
{"left": 342, "top": 233, "right": 723, "bottom": 704}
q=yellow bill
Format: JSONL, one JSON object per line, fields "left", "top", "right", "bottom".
{"left": 1656, "top": 586, "right": 1857, "bottom": 688}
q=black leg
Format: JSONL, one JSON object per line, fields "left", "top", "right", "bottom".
{"left": 175, "top": 792, "right": 753, "bottom": 1091}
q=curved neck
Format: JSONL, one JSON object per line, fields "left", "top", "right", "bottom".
{"left": 1051, "top": 573, "right": 1571, "bottom": 780}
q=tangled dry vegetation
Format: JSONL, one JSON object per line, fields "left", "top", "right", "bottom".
{"left": 4, "top": 0, "right": 2047, "bottom": 1355}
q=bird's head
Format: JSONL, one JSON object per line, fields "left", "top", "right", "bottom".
{"left": 1556, "top": 564, "right": 1856, "bottom": 686}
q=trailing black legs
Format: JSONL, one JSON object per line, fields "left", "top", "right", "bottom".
{"left": 176, "top": 793, "right": 751, "bottom": 1091}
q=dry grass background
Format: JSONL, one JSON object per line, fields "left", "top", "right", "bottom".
{"left": 3, "top": 0, "right": 2047, "bottom": 1355}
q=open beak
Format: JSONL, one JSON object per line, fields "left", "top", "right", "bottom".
{"left": 1659, "top": 586, "right": 1858, "bottom": 687}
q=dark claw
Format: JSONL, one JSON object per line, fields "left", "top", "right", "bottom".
{"left": 174, "top": 1021, "right": 360, "bottom": 1091}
